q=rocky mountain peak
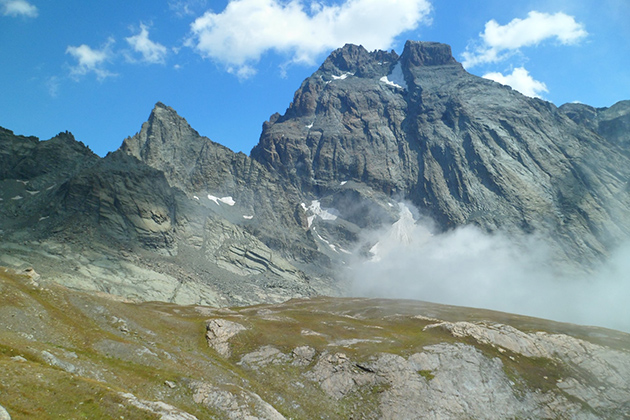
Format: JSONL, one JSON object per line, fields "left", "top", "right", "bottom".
{"left": 121, "top": 102, "right": 201, "bottom": 160}
{"left": 400, "top": 40, "right": 460, "bottom": 67}
{"left": 319, "top": 43, "right": 398, "bottom": 76}
{"left": 120, "top": 102, "right": 249, "bottom": 196}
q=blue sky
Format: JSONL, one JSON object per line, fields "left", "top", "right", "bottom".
{"left": 1, "top": 0, "right": 628, "bottom": 156}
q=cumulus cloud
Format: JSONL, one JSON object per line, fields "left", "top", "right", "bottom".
{"left": 188, "top": 0, "right": 432, "bottom": 78}
{"left": 1, "top": 0, "right": 37, "bottom": 17}
{"left": 483, "top": 67, "right": 548, "bottom": 98}
{"left": 462, "top": 11, "right": 587, "bottom": 68}
{"left": 66, "top": 38, "right": 116, "bottom": 80}
{"left": 125, "top": 24, "right": 168, "bottom": 64}
{"left": 351, "top": 203, "right": 630, "bottom": 333}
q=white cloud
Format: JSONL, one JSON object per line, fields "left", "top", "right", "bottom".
{"left": 352, "top": 203, "right": 630, "bottom": 333}
{"left": 483, "top": 67, "right": 548, "bottom": 98}
{"left": 1, "top": 0, "right": 37, "bottom": 17}
{"left": 462, "top": 11, "right": 587, "bottom": 68}
{"left": 66, "top": 38, "right": 116, "bottom": 80}
{"left": 188, "top": 0, "right": 432, "bottom": 78}
{"left": 125, "top": 24, "right": 168, "bottom": 64}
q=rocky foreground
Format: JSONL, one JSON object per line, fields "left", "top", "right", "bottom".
{"left": 1, "top": 267, "right": 629, "bottom": 419}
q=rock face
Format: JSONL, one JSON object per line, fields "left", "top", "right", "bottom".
{"left": 120, "top": 102, "right": 314, "bottom": 259}
{"left": 252, "top": 41, "right": 630, "bottom": 265}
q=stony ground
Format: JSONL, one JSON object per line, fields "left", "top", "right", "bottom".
{"left": 1, "top": 266, "right": 629, "bottom": 419}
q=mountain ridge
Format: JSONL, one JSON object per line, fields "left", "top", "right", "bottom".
{"left": 2, "top": 40, "right": 630, "bottom": 307}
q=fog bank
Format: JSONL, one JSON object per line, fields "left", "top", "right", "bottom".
{"left": 351, "top": 203, "right": 630, "bottom": 333}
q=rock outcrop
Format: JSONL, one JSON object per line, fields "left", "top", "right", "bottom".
{"left": 120, "top": 103, "right": 317, "bottom": 261}
{"left": 205, "top": 318, "right": 246, "bottom": 357}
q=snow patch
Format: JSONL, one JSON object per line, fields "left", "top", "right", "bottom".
{"left": 308, "top": 200, "right": 338, "bottom": 221}
{"left": 379, "top": 62, "right": 407, "bottom": 90}
{"left": 39, "top": 216, "right": 49, "bottom": 221}
{"left": 193, "top": 196, "right": 199, "bottom": 200}
{"left": 243, "top": 215, "right": 254, "bottom": 220}
{"left": 340, "top": 181, "right": 347, "bottom": 186}
{"left": 46, "top": 184, "right": 56, "bottom": 191}
{"left": 305, "top": 123, "right": 313, "bottom": 129}
{"left": 303, "top": 200, "right": 340, "bottom": 228}
{"left": 332, "top": 72, "right": 353, "bottom": 80}
{"left": 219, "top": 196, "right": 235, "bottom": 206}
{"left": 208, "top": 194, "right": 235, "bottom": 206}
{"left": 26, "top": 190, "right": 39, "bottom": 195}
{"left": 11, "top": 196, "right": 23, "bottom": 200}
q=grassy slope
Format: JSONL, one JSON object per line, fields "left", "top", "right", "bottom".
{"left": 1, "top": 267, "right": 629, "bottom": 419}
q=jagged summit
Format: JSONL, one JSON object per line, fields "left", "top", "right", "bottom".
{"left": 320, "top": 41, "right": 459, "bottom": 74}
{"left": 318, "top": 43, "right": 398, "bottom": 77}
{"left": 122, "top": 102, "right": 201, "bottom": 158}
{"left": 561, "top": 99, "right": 630, "bottom": 147}
{"left": 120, "top": 101, "right": 241, "bottom": 192}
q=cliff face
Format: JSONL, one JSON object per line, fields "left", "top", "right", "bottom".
{"left": 252, "top": 41, "right": 630, "bottom": 265}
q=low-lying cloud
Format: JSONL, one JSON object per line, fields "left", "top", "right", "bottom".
{"left": 187, "top": 0, "right": 432, "bottom": 78}
{"left": 351, "top": 203, "right": 630, "bottom": 333}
